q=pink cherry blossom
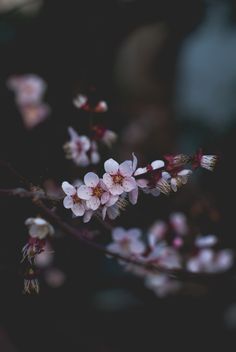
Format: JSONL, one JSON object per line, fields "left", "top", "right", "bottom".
{"left": 64, "top": 127, "right": 91, "bottom": 167}
{"left": 77, "top": 172, "right": 112, "bottom": 210}
{"left": 107, "top": 227, "right": 145, "bottom": 257}
{"left": 103, "top": 158, "right": 137, "bottom": 196}
{"left": 62, "top": 181, "right": 86, "bottom": 216}
{"left": 7, "top": 74, "right": 46, "bottom": 105}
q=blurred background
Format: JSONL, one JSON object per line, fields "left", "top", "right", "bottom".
{"left": 1, "top": 0, "right": 236, "bottom": 350}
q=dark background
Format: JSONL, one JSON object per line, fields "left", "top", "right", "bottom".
{"left": 1, "top": 0, "right": 236, "bottom": 350}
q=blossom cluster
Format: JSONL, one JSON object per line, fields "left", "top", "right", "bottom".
{"left": 22, "top": 217, "right": 55, "bottom": 294}
{"left": 64, "top": 125, "right": 117, "bottom": 167}
{"left": 106, "top": 214, "right": 233, "bottom": 297}
{"left": 7, "top": 74, "right": 50, "bottom": 129}
{"left": 62, "top": 151, "right": 218, "bottom": 223}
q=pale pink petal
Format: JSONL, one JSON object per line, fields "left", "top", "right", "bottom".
{"left": 101, "top": 192, "right": 110, "bottom": 205}
{"left": 63, "top": 195, "right": 73, "bottom": 209}
{"left": 86, "top": 196, "right": 100, "bottom": 210}
{"left": 80, "top": 136, "right": 91, "bottom": 151}
{"left": 107, "top": 243, "right": 121, "bottom": 254}
{"left": 134, "top": 167, "right": 147, "bottom": 176}
{"left": 119, "top": 160, "right": 133, "bottom": 177}
{"left": 122, "top": 177, "right": 136, "bottom": 192}
{"left": 178, "top": 169, "right": 192, "bottom": 177}
{"left": 112, "top": 227, "right": 126, "bottom": 241}
{"left": 84, "top": 172, "right": 99, "bottom": 187}
{"left": 77, "top": 185, "right": 92, "bottom": 200}
{"left": 171, "top": 178, "right": 178, "bottom": 192}
{"left": 62, "top": 181, "right": 76, "bottom": 196}
{"left": 130, "top": 240, "right": 145, "bottom": 255}
{"left": 102, "top": 173, "right": 113, "bottom": 188}
{"left": 72, "top": 203, "right": 85, "bottom": 216}
{"left": 68, "top": 127, "right": 79, "bottom": 140}
{"left": 128, "top": 187, "right": 138, "bottom": 205}
{"left": 102, "top": 206, "right": 107, "bottom": 220}
{"left": 106, "top": 195, "right": 119, "bottom": 207}
{"left": 151, "top": 160, "right": 165, "bottom": 170}
{"left": 127, "top": 228, "right": 142, "bottom": 239}
{"left": 136, "top": 179, "right": 148, "bottom": 188}
{"left": 91, "top": 150, "right": 100, "bottom": 164}
{"left": 132, "top": 153, "right": 138, "bottom": 172}
{"left": 110, "top": 184, "right": 124, "bottom": 195}
{"left": 104, "top": 158, "right": 119, "bottom": 175}
{"left": 83, "top": 210, "right": 94, "bottom": 223}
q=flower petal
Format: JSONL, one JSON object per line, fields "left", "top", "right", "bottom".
{"left": 132, "top": 153, "right": 138, "bottom": 172}
{"left": 63, "top": 195, "right": 73, "bottom": 209}
{"left": 77, "top": 185, "right": 92, "bottom": 200}
{"left": 101, "top": 191, "right": 110, "bottom": 205}
{"left": 110, "top": 184, "right": 124, "bottom": 195}
{"left": 62, "top": 181, "right": 76, "bottom": 196}
{"left": 119, "top": 160, "right": 133, "bottom": 177}
{"left": 86, "top": 196, "right": 100, "bottom": 210}
{"left": 112, "top": 227, "right": 126, "bottom": 241}
{"left": 128, "top": 187, "right": 138, "bottom": 205}
{"left": 151, "top": 160, "right": 165, "bottom": 170}
{"left": 122, "top": 177, "right": 136, "bottom": 192}
{"left": 102, "top": 173, "right": 113, "bottom": 188}
{"left": 84, "top": 172, "right": 99, "bottom": 187}
{"left": 80, "top": 136, "right": 91, "bottom": 151}
{"left": 104, "top": 158, "right": 119, "bottom": 175}
{"left": 83, "top": 210, "right": 94, "bottom": 223}
{"left": 72, "top": 203, "right": 85, "bottom": 216}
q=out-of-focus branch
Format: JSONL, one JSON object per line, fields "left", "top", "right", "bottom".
{"left": 0, "top": 188, "right": 62, "bottom": 202}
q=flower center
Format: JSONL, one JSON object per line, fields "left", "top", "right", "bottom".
{"left": 93, "top": 186, "right": 104, "bottom": 198}
{"left": 112, "top": 174, "right": 123, "bottom": 184}
{"left": 72, "top": 193, "right": 81, "bottom": 204}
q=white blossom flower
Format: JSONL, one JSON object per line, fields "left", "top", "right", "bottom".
{"left": 25, "top": 217, "right": 54, "bottom": 239}
{"left": 169, "top": 169, "right": 192, "bottom": 192}
{"left": 107, "top": 227, "right": 145, "bottom": 257}
{"left": 77, "top": 172, "right": 112, "bottom": 210}
{"left": 7, "top": 74, "right": 46, "bottom": 105}
{"left": 145, "top": 273, "right": 181, "bottom": 297}
{"left": 63, "top": 127, "right": 91, "bottom": 167}
{"left": 62, "top": 181, "right": 86, "bottom": 216}
{"left": 187, "top": 249, "right": 233, "bottom": 273}
{"left": 103, "top": 158, "right": 137, "bottom": 196}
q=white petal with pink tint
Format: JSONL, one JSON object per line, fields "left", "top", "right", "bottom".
{"left": 72, "top": 203, "right": 85, "bottom": 216}
{"left": 63, "top": 195, "right": 73, "bottom": 209}
{"left": 101, "top": 192, "right": 110, "bottom": 205}
{"left": 103, "top": 173, "right": 113, "bottom": 188}
{"left": 122, "top": 177, "right": 136, "bottom": 192}
{"left": 119, "top": 160, "right": 133, "bottom": 177}
{"left": 110, "top": 184, "right": 124, "bottom": 195}
{"left": 83, "top": 210, "right": 94, "bottom": 223}
{"left": 77, "top": 185, "right": 92, "bottom": 200}
{"left": 84, "top": 172, "right": 99, "bottom": 187}
{"left": 129, "top": 187, "right": 138, "bottom": 205}
{"left": 151, "top": 160, "right": 165, "bottom": 169}
{"left": 104, "top": 158, "right": 119, "bottom": 175}
{"left": 62, "top": 181, "right": 76, "bottom": 196}
{"left": 86, "top": 196, "right": 100, "bottom": 210}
